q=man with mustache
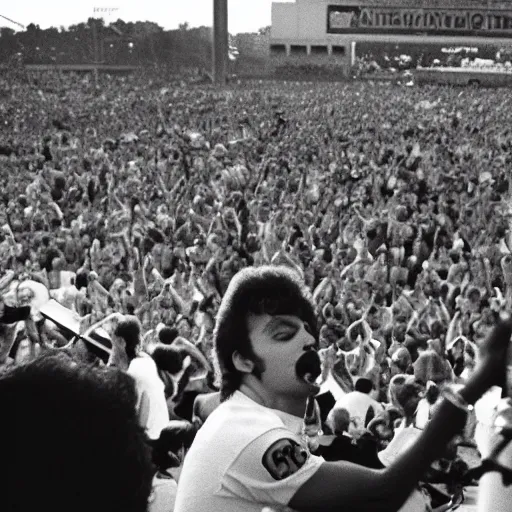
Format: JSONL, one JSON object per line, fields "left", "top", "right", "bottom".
{"left": 175, "top": 265, "right": 512, "bottom": 512}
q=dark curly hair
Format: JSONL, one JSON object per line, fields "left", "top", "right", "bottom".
{"left": 0, "top": 352, "right": 154, "bottom": 512}
{"left": 213, "top": 265, "right": 318, "bottom": 401}
{"left": 114, "top": 315, "right": 142, "bottom": 361}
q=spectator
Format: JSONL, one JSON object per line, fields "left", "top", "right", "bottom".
{"left": 3, "top": 67, "right": 512, "bottom": 510}
{"left": 174, "top": 265, "right": 512, "bottom": 512}
{"left": 0, "top": 352, "right": 154, "bottom": 512}
{"left": 328, "top": 377, "right": 384, "bottom": 436}
{"left": 110, "top": 315, "right": 170, "bottom": 440}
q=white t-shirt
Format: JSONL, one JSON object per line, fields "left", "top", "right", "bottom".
{"left": 148, "top": 474, "right": 177, "bottom": 512}
{"left": 331, "top": 391, "right": 384, "bottom": 433}
{"left": 127, "top": 353, "right": 169, "bottom": 440}
{"left": 174, "top": 391, "right": 324, "bottom": 512}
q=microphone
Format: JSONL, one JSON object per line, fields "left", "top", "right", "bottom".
{"left": 302, "top": 395, "right": 322, "bottom": 453}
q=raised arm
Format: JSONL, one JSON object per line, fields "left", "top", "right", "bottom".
{"left": 446, "top": 310, "right": 461, "bottom": 347}
{"left": 88, "top": 276, "right": 111, "bottom": 298}
{"left": 289, "top": 318, "right": 512, "bottom": 512}
{"left": 173, "top": 336, "right": 212, "bottom": 372}
{"left": 164, "top": 280, "right": 187, "bottom": 315}
{"left": 81, "top": 312, "right": 123, "bottom": 338}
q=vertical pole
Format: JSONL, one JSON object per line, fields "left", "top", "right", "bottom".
{"left": 92, "top": 19, "right": 99, "bottom": 88}
{"left": 349, "top": 41, "right": 356, "bottom": 77}
{"left": 213, "top": 0, "right": 228, "bottom": 85}
{"left": 100, "top": 32, "right": 105, "bottom": 66}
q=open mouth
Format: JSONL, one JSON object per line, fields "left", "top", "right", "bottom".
{"left": 295, "top": 350, "right": 322, "bottom": 387}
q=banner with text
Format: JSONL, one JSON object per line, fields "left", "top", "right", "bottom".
{"left": 327, "top": 5, "right": 512, "bottom": 37}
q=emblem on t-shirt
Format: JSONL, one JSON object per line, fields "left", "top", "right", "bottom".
{"left": 262, "top": 438, "right": 309, "bottom": 480}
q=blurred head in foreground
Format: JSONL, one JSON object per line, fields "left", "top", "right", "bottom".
{"left": 0, "top": 352, "right": 154, "bottom": 512}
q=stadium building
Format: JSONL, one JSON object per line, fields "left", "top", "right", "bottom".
{"left": 270, "top": 0, "right": 512, "bottom": 73}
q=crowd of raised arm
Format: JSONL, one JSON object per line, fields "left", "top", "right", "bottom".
{"left": 2, "top": 70, "right": 512, "bottom": 511}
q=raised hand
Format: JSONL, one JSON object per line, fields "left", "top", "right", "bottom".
{"left": 461, "top": 314, "right": 512, "bottom": 404}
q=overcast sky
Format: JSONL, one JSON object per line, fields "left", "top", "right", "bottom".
{"left": 1, "top": 1, "right": 295, "bottom": 33}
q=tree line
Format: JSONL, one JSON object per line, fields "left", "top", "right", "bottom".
{"left": 0, "top": 19, "right": 219, "bottom": 69}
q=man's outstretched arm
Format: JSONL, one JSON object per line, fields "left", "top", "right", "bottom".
{"left": 290, "top": 317, "right": 512, "bottom": 512}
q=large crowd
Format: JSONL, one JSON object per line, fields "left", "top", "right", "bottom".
{"left": 1, "top": 68, "right": 512, "bottom": 512}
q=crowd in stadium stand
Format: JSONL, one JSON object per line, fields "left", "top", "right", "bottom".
{"left": 2, "top": 69, "right": 512, "bottom": 512}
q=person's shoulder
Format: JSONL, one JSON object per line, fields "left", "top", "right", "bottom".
{"left": 369, "top": 396, "right": 384, "bottom": 410}
{"left": 334, "top": 391, "right": 356, "bottom": 405}
{"left": 206, "top": 392, "right": 286, "bottom": 430}
{"left": 128, "top": 353, "right": 157, "bottom": 373}
{"left": 194, "top": 391, "right": 221, "bottom": 414}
